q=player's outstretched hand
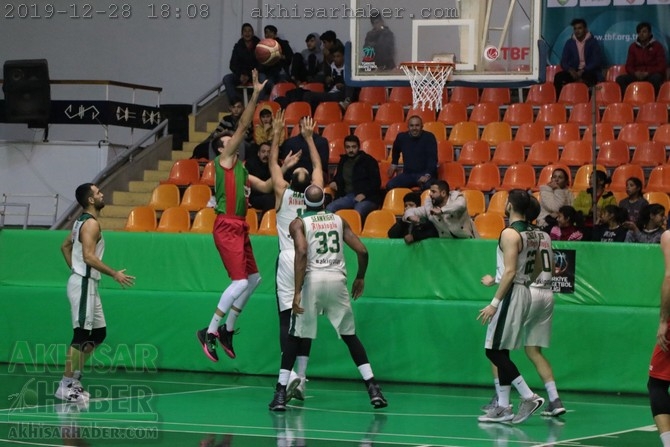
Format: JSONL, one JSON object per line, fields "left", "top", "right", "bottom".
{"left": 113, "top": 269, "right": 135, "bottom": 288}
{"left": 283, "top": 150, "right": 302, "bottom": 169}
{"left": 251, "top": 69, "right": 268, "bottom": 94}
{"left": 272, "top": 109, "right": 285, "bottom": 135}
{"left": 300, "top": 116, "right": 316, "bottom": 139}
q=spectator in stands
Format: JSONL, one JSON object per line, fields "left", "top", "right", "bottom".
{"left": 303, "top": 42, "right": 349, "bottom": 113}
{"left": 625, "top": 203, "right": 666, "bottom": 244}
{"left": 320, "top": 30, "right": 343, "bottom": 67}
{"left": 573, "top": 170, "right": 617, "bottom": 239}
{"left": 191, "top": 130, "right": 232, "bottom": 160}
{"left": 387, "top": 191, "right": 423, "bottom": 239}
{"left": 246, "top": 141, "right": 302, "bottom": 214}
{"left": 387, "top": 116, "right": 438, "bottom": 191}
{"left": 619, "top": 177, "right": 649, "bottom": 225}
{"left": 553, "top": 18, "right": 604, "bottom": 98}
{"left": 591, "top": 205, "right": 629, "bottom": 242}
{"left": 211, "top": 96, "right": 253, "bottom": 160}
{"left": 263, "top": 25, "right": 294, "bottom": 84}
{"left": 537, "top": 167, "right": 573, "bottom": 231}
{"left": 222, "top": 23, "right": 267, "bottom": 103}
{"left": 549, "top": 205, "right": 584, "bottom": 241}
{"left": 326, "top": 135, "right": 382, "bottom": 222}
{"left": 616, "top": 22, "right": 667, "bottom": 96}
{"left": 254, "top": 105, "right": 284, "bottom": 147}
{"left": 363, "top": 11, "right": 396, "bottom": 71}
{"left": 402, "top": 180, "right": 478, "bottom": 244}
{"left": 280, "top": 116, "right": 329, "bottom": 182}
{"left": 291, "top": 33, "right": 325, "bottom": 85}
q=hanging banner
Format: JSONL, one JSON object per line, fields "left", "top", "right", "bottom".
{"left": 543, "top": 0, "right": 670, "bottom": 66}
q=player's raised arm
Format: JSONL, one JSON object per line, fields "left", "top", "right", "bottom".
{"left": 269, "top": 109, "right": 290, "bottom": 201}
{"left": 301, "top": 116, "right": 324, "bottom": 188}
{"left": 221, "top": 69, "right": 267, "bottom": 159}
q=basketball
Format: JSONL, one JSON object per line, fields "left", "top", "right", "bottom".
{"left": 255, "top": 38, "right": 282, "bottom": 66}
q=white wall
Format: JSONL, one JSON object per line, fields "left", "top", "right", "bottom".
{"left": 0, "top": 142, "right": 117, "bottom": 226}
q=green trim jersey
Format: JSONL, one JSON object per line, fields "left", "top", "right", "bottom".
{"left": 70, "top": 213, "right": 104, "bottom": 280}
{"left": 493, "top": 220, "right": 540, "bottom": 285}
{"left": 277, "top": 188, "right": 305, "bottom": 252}
{"left": 213, "top": 156, "right": 250, "bottom": 217}
{"left": 301, "top": 210, "right": 347, "bottom": 276}
{"left": 531, "top": 230, "right": 554, "bottom": 289}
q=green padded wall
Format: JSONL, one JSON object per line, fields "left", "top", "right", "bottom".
{"left": 0, "top": 230, "right": 662, "bottom": 393}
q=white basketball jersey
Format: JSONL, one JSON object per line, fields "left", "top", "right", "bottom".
{"left": 494, "top": 220, "right": 540, "bottom": 285}
{"left": 277, "top": 188, "right": 305, "bottom": 252}
{"left": 71, "top": 213, "right": 104, "bottom": 280}
{"left": 301, "top": 211, "right": 347, "bottom": 276}
{"left": 531, "top": 230, "right": 554, "bottom": 289}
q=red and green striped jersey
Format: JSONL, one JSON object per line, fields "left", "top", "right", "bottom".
{"left": 213, "top": 156, "right": 250, "bottom": 217}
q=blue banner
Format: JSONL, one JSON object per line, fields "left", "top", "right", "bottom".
{"left": 543, "top": 0, "right": 670, "bottom": 67}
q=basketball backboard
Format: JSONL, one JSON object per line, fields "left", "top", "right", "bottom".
{"left": 347, "top": 0, "right": 543, "bottom": 86}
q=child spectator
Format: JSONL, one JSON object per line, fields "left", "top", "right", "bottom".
{"left": 387, "top": 192, "right": 423, "bottom": 239}
{"left": 550, "top": 205, "right": 585, "bottom": 241}
{"left": 592, "top": 205, "right": 629, "bottom": 242}
{"left": 254, "top": 105, "right": 284, "bottom": 146}
{"left": 619, "top": 177, "right": 648, "bottom": 225}
{"left": 625, "top": 203, "right": 666, "bottom": 244}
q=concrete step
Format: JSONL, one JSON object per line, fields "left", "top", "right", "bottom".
{"left": 190, "top": 130, "right": 209, "bottom": 142}
{"left": 112, "top": 191, "right": 152, "bottom": 206}
{"left": 183, "top": 141, "right": 200, "bottom": 152}
{"left": 171, "top": 150, "right": 192, "bottom": 161}
{"left": 98, "top": 216, "right": 128, "bottom": 231}
{"left": 206, "top": 121, "right": 219, "bottom": 134}
{"left": 218, "top": 112, "right": 230, "bottom": 121}
{"left": 128, "top": 180, "right": 158, "bottom": 193}
{"left": 100, "top": 204, "right": 137, "bottom": 218}
{"left": 144, "top": 170, "right": 169, "bottom": 182}
{"left": 158, "top": 160, "right": 175, "bottom": 171}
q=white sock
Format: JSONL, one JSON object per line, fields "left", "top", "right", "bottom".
{"left": 358, "top": 363, "right": 373, "bottom": 381}
{"left": 494, "top": 378, "right": 501, "bottom": 396}
{"left": 498, "top": 385, "right": 511, "bottom": 407}
{"left": 225, "top": 308, "right": 240, "bottom": 332}
{"left": 512, "top": 376, "right": 534, "bottom": 400}
{"left": 545, "top": 381, "right": 559, "bottom": 402}
{"left": 207, "top": 314, "right": 222, "bottom": 334}
{"left": 278, "top": 369, "right": 291, "bottom": 386}
{"left": 296, "top": 356, "right": 309, "bottom": 378}
{"left": 661, "top": 431, "right": 670, "bottom": 447}
{"left": 232, "top": 273, "right": 260, "bottom": 310}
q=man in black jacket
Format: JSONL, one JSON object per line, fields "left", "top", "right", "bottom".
{"left": 326, "top": 135, "right": 381, "bottom": 222}
{"left": 223, "top": 23, "right": 270, "bottom": 102}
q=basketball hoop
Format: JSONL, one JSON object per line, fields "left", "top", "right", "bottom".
{"left": 400, "top": 61, "right": 454, "bottom": 111}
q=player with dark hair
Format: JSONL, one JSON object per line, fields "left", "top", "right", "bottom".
{"left": 56, "top": 183, "right": 135, "bottom": 402}
{"left": 268, "top": 184, "right": 387, "bottom": 411}
{"left": 269, "top": 110, "right": 323, "bottom": 401}
{"left": 477, "top": 189, "right": 545, "bottom": 424}
{"left": 196, "top": 69, "right": 276, "bottom": 362}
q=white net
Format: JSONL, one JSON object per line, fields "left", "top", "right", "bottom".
{"left": 400, "top": 62, "right": 454, "bottom": 111}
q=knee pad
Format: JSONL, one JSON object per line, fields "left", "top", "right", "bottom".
{"left": 649, "top": 377, "right": 670, "bottom": 416}
{"left": 247, "top": 273, "right": 261, "bottom": 291}
{"left": 70, "top": 328, "right": 90, "bottom": 351}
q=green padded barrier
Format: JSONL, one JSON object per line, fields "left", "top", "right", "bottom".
{"left": 0, "top": 230, "right": 663, "bottom": 393}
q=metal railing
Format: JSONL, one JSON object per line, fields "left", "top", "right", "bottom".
{"left": 50, "top": 119, "right": 169, "bottom": 230}
{"left": 191, "top": 80, "right": 225, "bottom": 116}
{"left": 1, "top": 193, "right": 59, "bottom": 229}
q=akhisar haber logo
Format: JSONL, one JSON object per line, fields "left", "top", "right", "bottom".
{"left": 484, "top": 45, "right": 499, "bottom": 62}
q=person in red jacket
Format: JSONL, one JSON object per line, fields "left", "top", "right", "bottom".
{"left": 616, "top": 22, "right": 667, "bottom": 96}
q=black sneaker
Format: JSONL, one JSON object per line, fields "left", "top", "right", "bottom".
{"left": 196, "top": 328, "right": 219, "bottom": 362}
{"left": 217, "top": 327, "right": 237, "bottom": 359}
{"left": 269, "top": 384, "right": 287, "bottom": 411}
{"left": 366, "top": 381, "right": 388, "bottom": 409}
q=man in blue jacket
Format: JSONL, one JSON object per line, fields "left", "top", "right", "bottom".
{"left": 386, "top": 116, "right": 438, "bottom": 191}
{"left": 553, "top": 18, "right": 604, "bottom": 98}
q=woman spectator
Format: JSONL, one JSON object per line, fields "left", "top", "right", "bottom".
{"left": 537, "top": 167, "right": 573, "bottom": 231}
{"left": 625, "top": 203, "right": 666, "bottom": 244}
{"left": 591, "top": 205, "right": 629, "bottom": 242}
{"left": 573, "top": 170, "right": 617, "bottom": 238}
{"left": 550, "top": 205, "right": 585, "bottom": 241}
{"left": 619, "top": 177, "right": 648, "bottom": 225}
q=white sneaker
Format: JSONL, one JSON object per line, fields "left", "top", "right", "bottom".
{"left": 286, "top": 371, "right": 301, "bottom": 403}
{"left": 478, "top": 405, "right": 514, "bottom": 423}
{"left": 512, "top": 394, "right": 544, "bottom": 424}
{"left": 55, "top": 381, "right": 89, "bottom": 403}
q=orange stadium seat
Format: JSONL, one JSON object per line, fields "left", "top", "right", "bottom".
{"left": 360, "top": 139, "right": 387, "bottom": 161}
{"left": 654, "top": 124, "right": 670, "bottom": 147}
{"left": 623, "top": 81, "right": 655, "bottom": 107}
{"left": 124, "top": 206, "right": 157, "bottom": 232}
{"left": 596, "top": 140, "right": 630, "bottom": 167}
{"left": 437, "top": 140, "right": 454, "bottom": 163}
{"left": 568, "top": 102, "right": 599, "bottom": 126}
{"left": 631, "top": 141, "right": 667, "bottom": 167}
{"left": 437, "top": 162, "right": 466, "bottom": 190}
{"left": 558, "top": 82, "right": 589, "bottom": 105}
{"left": 383, "top": 121, "right": 408, "bottom": 147}
{"left": 269, "top": 83, "right": 295, "bottom": 101}
{"left": 480, "top": 87, "right": 511, "bottom": 105}
{"left": 388, "top": 86, "right": 414, "bottom": 106}
{"left": 335, "top": 209, "right": 362, "bottom": 235}
{"left": 465, "top": 162, "right": 500, "bottom": 192}
{"left": 548, "top": 122, "right": 581, "bottom": 147}
{"left": 358, "top": 86, "right": 387, "bottom": 105}
{"left": 644, "top": 192, "right": 670, "bottom": 210}
{"left": 647, "top": 165, "right": 670, "bottom": 193}
{"left": 406, "top": 107, "right": 436, "bottom": 124}
{"left": 156, "top": 206, "right": 191, "bottom": 233}
{"left": 474, "top": 213, "right": 506, "bottom": 239}
{"left": 162, "top": 159, "right": 201, "bottom": 186}
{"left": 481, "top": 122, "right": 513, "bottom": 146}
{"left": 342, "top": 101, "right": 374, "bottom": 125}
{"left": 535, "top": 103, "right": 567, "bottom": 126}
{"left": 469, "top": 103, "right": 501, "bottom": 125}
{"left": 617, "top": 123, "right": 649, "bottom": 147}
{"left": 606, "top": 64, "right": 626, "bottom": 82}
{"left": 461, "top": 189, "right": 486, "bottom": 217}
{"left": 491, "top": 140, "right": 525, "bottom": 166}
{"left": 313, "top": 102, "right": 342, "bottom": 125}
{"left": 610, "top": 164, "right": 645, "bottom": 192}
{"left": 321, "top": 122, "right": 350, "bottom": 142}
{"left": 601, "top": 102, "right": 635, "bottom": 126}
{"left": 382, "top": 187, "right": 413, "bottom": 216}
{"left": 284, "top": 101, "right": 311, "bottom": 126}
{"left": 536, "top": 164, "right": 572, "bottom": 190}
{"left": 544, "top": 65, "right": 562, "bottom": 83}
{"left": 595, "top": 81, "right": 621, "bottom": 106}
{"left": 560, "top": 140, "right": 593, "bottom": 167}
{"left": 657, "top": 81, "right": 670, "bottom": 105}
{"left": 437, "top": 102, "right": 469, "bottom": 125}
{"left": 458, "top": 140, "right": 491, "bottom": 165}
{"left": 374, "top": 102, "right": 405, "bottom": 125}
{"left": 360, "top": 209, "right": 396, "bottom": 238}
{"left": 148, "top": 183, "right": 180, "bottom": 211}
{"left": 525, "top": 82, "right": 556, "bottom": 105}
{"left": 487, "top": 190, "right": 509, "bottom": 216}
{"left": 423, "top": 121, "right": 447, "bottom": 141}
{"left": 526, "top": 141, "right": 560, "bottom": 166}
{"left": 499, "top": 163, "right": 537, "bottom": 191}
{"left": 583, "top": 123, "right": 616, "bottom": 145}
{"left": 503, "top": 103, "right": 534, "bottom": 126}
{"left": 514, "top": 122, "right": 546, "bottom": 148}
{"left": 572, "top": 164, "right": 607, "bottom": 191}
{"left": 180, "top": 184, "right": 212, "bottom": 212}
{"left": 636, "top": 103, "right": 668, "bottom": 126}
{"left": 354, "top": 121, "right": 383, "bottom": 142}
{"left": 257, "top": 209, "right": 277, "bottom": 235}
{"left": 190, "top": 207, "right": 216, "bottom": 234}
{"left": 449, "top": 86, "right": 479, "bottom": 105}
{"left": 448, "top": 121, "right": 479, "bottom": 146}
{"left": 198, "top": 160, "right": 216, "bottom": 187}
